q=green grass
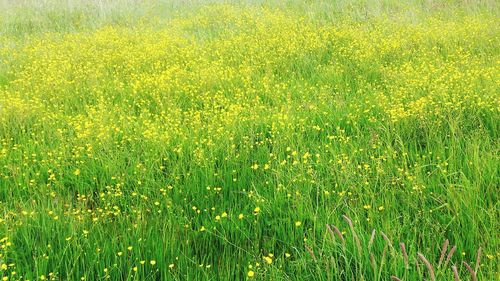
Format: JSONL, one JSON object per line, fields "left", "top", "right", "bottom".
{"left": 0, "top": 1, "right": 499, "bottom": 280}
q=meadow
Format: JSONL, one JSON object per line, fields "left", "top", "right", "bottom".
{"left": 0, "top": 0, "right": 499, "bottom": 280}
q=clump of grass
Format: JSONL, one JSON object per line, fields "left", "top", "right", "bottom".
{"left": 309, "top": 216, "right": 486, "bottom": 280}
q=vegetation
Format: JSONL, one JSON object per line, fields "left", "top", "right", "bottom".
{"left": 0, "top": 1, "right": 498, "bottom": 280}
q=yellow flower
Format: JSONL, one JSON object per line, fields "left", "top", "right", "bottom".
{"left": 73, "top": 169, "right": 81, "bottom": 176}
{"left": 150, "top": 260, "right": 156, "bottom": 266}
{"left": 295, "top": 221, "right": 301, "bottom": 227}
{"left": 169, "top": 263, "right": 175, "bottom": 269}
{"left": 253, "top": 207, "right": 260, "bottom": 214}
{"left": 285, "top": 253, "right": 291, "bottom": 258}
{"left": 247, "top": 270, "right": 255, "bottom": 278}
{"left": 133, "top": 266, "right": 138, "bottom": 272}
{"left": 251, "top": 164, "right": 259, "bottom": 170}
{"left": 263, "top": 256, "right": 272, "bottom": 264}
{"left": 378, "top": 206, "right": 384, "bottom": 211}
{"left": 363, "top": 205, "right": 371, "bottom": 210}
{"left": 238, "top": 214, "right": 244, "bottom": 219}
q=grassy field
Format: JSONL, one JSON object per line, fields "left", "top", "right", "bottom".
{"left": 0, "top": 0, "right": 499, "bottom": 280}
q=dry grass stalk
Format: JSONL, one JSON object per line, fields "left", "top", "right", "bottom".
{"left": 331, "top": 224, "right": 345, "bottom": 245}
{"left": 452, "top": 265, "right": 460, "bottom": 281}
{"left": 463, "top": 261, "right": 477, "bottom": 281}
{"left": 381, "top": 244, "right": 388, "bottom": 271}
{"left": 417, "top": 252, "right": 436, "bottom": 281}
{"left": 474, "top": 247, "right": 481, "bottom": 274}
{"left": 368, "top": 229, "right": 376, "bottom": 252}
{"left": 390, "top": 276, "right": 402, "bottom": 281}
{"left": 342, "top": 215, "right": 362, "bottom": 256}
{"left": 444, "top": 245, "right": 457, "bottom": 268}
{"left": 416, "top": 259, "right": 421, "bottom": 276}
{"left": 370, "top": 253, "right": 376, "bottom": 271}
{"left": 380, "top": 231, "right": 394, "bottom": 252}
{"left": 305, "top": 245, "right": 317, "bottom": 262}
{"left": 326, "top": 224, "right": 336, "bottom": 241}
{"left": 438, "top": 239, "right": 449, "bottom": 268}
{"left": 400, "top": 242, "right": 409, "bottom": 269}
